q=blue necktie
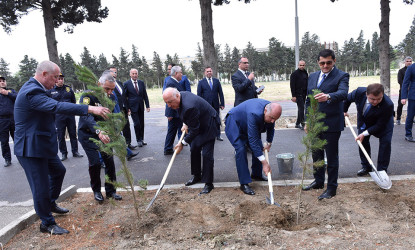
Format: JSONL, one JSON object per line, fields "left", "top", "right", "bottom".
{"left": 208, "top": 78, "right": 213, "bottom": 89}
{"left": 361, "top": 104, "right": 372, "bottom": 130}
{"left": 317, "top": 74, "right": 326, "bottom": 88}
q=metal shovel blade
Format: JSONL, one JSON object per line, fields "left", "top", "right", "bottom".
{"left": 265, "top": 193, "right": 281, "bottom": 207}
{"left": 369, "top": 170, "right": 392, "bottom": 190}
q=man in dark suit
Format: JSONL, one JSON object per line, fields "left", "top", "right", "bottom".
{"left": 109, "top": 66, "right": 135, "bottom": 149}
{"left": 290, "top": 60, "right": 308, "bottom": 130}
{"left": 231, "top": 57, "right": 263, "bottom": 107}
{"left": 0, "top": 75, "right": 16, "bottom": 167}
{"left": 396, "top": 57, "right": 412, "bottom": 125}
{"left": 344, "top": 84, "right": 394, "bottom": 175}
{"left": 197, "top": 66, "right": 225, "bottom": 141}
{"left": 401, "top": 63, "right": 415, "bottom": 142}
{"left": 163, "top": 87, "right": 220, "bottom": 194}
{"left": 225, "top": 99, "right": 282, "bottom": 195}
{"left": 123, "top": 68, "right": 150, "bottom": 147}
{"left": 163, "top": 63, "right": 192, "bottom": 92}
{"left": 14, "top": 61, "right": 110, "bottom": 235}
{"left": 163, "top": 65, "right": 187, "bottom": 155}
{"left": 303, "top": 49, "right": 349, "bottom": 200}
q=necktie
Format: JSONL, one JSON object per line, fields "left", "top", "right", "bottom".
{"left": 245, "top": 72, "right": 249, "bottom": 78}
{"left": 134, "top": 81, "right": 139, "bottom": 94}
{"left": 208, "top": 78, "right": 213, "bottom": 89}
{"left": 363, "top": 104, "right": 372, "bottom": 117}
{"left": 116, "top": 84, "right": 122, "bottom": 94}
{"left": 317, "top": 74, "right": 326, "bottom": 88}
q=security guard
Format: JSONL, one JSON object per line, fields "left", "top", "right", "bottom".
{"left": 47, "top": 73, "right": 83, "bottom": 161}
{"left": 78, "top": 72, "right": 122, "bottom": 202}
{"left": 0, "top": 75, "right": 16, "bottom": 167}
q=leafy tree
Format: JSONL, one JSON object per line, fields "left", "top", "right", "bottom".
{"left": 242, "top": 42, "right": 259, "bottom": 72}
{"left": 299, "top": 32, "right": 322, "bottom": 72}
{"left": 0, "top": 0, "right": 108, "bottom": 65}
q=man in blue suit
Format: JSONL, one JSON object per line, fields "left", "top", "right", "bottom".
{"left": 303, "top": 49, "right": 349, "bottom": 200}
{"left": 401, "top": 63, "right": 415, "bottom": 142}
{"left": 163, "top": 88, "right": 220, "bottom": 194}
{"left": 225, "top": 99, "right": 282, "bottom": 195}
{"left": 163, "top": 63, "right": 191, "bottom": 92}
{"left": 123, "top": 68, "right": 150, "bottom": 147}
{"left": 197, "top": 66, "right": 225, "bottom": 141}
{"left": 344, "top": 84, "right": 394, "bottom": 175}
{"left": 14, "top": 61, "right": 110, "bottom": 235}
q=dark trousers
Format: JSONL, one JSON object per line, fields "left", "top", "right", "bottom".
{"left": 17, "top": 155, "right": 65, "bottom": 226}
{"left": 56, "top": 115, "right": 78, "bottom": 155}
{"left": 164, "top": 117, "right": 183, "bottom": 152}
{"left": 0, "top": 117, "right": 14, "bottom": 161}
{"left": 122, "top": 109, "right": 132, "bottom": 145}
{"left": 358, "top": 128, "right": 393, "bottom": 172}
{"left": 397, "top": 88, "right": 403, "bottom": 120}
{"left": 225, "top": 115, "right": 262, "bottom": 185}
{"left": 405, "top": 99, "right": 415, "bottom": 137}
{"left": 190, "top": 138, "right": 215, "bottom": 184}
{"left": 312, "top": 131, "right": 341, "bottom": 191}
{"left": 215, "top": 108, "right": 222, "bottom": 137}
{"left": 295, "top": 96, "right": 306, "bottom": 126}
{"left": 131, "top": 110, "right": 145, "bottom": 142}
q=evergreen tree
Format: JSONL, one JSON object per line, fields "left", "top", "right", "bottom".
{"left": 397, "top": 15, "right": 415, "bottom": 58}
{"left": 215, "top": 44, "right": 224, "bottom": 78}
{"left": 231, "top": 47, "right": 241, "bottom": 71}
{"left": 80, "top": 47, "right": 98, "bottom": 76}
{"left": 117, "top": 47, "right": 130, "bottom": 82}
{"left": 300, "top": 32, "right": 322, "bottom": 72}
{"left": 131, "top": 45, "right": 143, "bottom": 74}
{"left": 242, "top": 42, "right": 259, "bottom": 72}
{"left": 63, "top": 53, "right": 81, "bottom": 90}
{"left": 222, "top": 44, "right": 233, "bottom": 82}
{"left": 96, "top": 53, "right": 109, "bottom": 75}
{"left": 152, "top": 51, "right": 164, "bottom": 88}
{"left": 190, "top": 43, "right": 204, "bottom": 80}
{"left": 16, "top": 55, "right": 38, "bottom": 89}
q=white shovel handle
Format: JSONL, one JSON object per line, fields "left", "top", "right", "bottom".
{"left": 264, "top": 150, "right": 274, "bottom": 204}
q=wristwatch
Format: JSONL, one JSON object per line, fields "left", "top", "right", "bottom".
{"left": 327, "top": 94, "right": 331, "bottom": 101}
{"left": 95, "top": 129, "right": 101, "bottom": 135}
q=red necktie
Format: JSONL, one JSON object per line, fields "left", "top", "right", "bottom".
{"left": 134, "top": 81, "right": 139, "bottom": 94}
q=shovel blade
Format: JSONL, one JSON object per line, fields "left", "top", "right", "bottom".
{"left": 369, "top": 170, "right": 392, "bottom": 190}
{"left": 265, "top": 196, "right": 281, "bottom": 207}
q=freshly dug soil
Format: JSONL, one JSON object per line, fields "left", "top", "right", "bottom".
{"left": 6, "top": 180, "right": 415, "bottom": 249}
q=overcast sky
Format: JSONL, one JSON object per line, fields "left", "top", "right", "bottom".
{"left": 1, "top": 0, "right": 414, "bottom": 73}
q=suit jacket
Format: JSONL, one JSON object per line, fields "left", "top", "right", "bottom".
{"left": 123, "top": 79, "right": 150, "bottom": 113}
{"left": 163, "top": 75, "right": 191, "bottom": 92}
{"left": 290, "top": 68, "right": 308, "bottom": 98}
{"left": 113, "top": 80, "right": 126, "bottom": 110}
{"left": 164, "top": 77, "right": 186, "bottom": 118}
{"left": 305, "top": 66, "right": 349, "bottom": 132}
{"left": 232, "top": 70, "right": 258, "bottom": 106}
{"left": 14, "top": 77, "right": 88, "bottom": 158}
{"left": 226, "top": 98, "right": 275, "bottom": 158}
{"left": 344, "top": 87, "right": 394, "bottom": 137}
{"left": 178, "top": 91, "right": 220, "bottom": 146}
{"left": 401, "top": 64, "right": 415, "bottom": 100}
{"left": 197, "top": 77, "right": 225, "bottom": 111}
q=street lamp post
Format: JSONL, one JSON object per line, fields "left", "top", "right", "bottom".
{"left": 295, "top": 0, "right": 300, "bottom": 68}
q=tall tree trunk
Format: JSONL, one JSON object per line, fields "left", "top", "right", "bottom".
{"left": 199, "top": 0, "right": 218, "bottom": 77}
{"left": 41, "top": 0, "right": 60, "bottom": 65}
{"left": 379, "top": 0, "right": 390, "bottom": 95}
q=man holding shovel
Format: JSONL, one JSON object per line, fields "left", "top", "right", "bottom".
{"left": 344, "top": 83, "right": 394, "bottom": 176}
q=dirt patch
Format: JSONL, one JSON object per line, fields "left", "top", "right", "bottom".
{"left": 6, "top": 180, "right": 415, "bottom": 249}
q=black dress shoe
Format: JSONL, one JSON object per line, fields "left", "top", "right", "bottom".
{"left": 251, "top": 174, "right": 268, "bottom": 181}
{"left": 73, "top": 152, "right": 83, "bottom": 158}
{"left": 141, "top": 141, "right": 147, "bottom": 145}
{"left": 302, "top": 181, "right": 324, "bottom": 191}
{"left": 94, "top": 191, "right": 104, "bottom": 202}
{"left": 40, "top": 224, "right": 69, "bottom": 235}
{"left": 4, "top": 160, "right": 11, "bottom": 167}
{"left": 240, "top": 184, "right": 255, "bottom": 195}
{"left": 318, "top": 189, "right": 336, "bottom": 200}
{"left": 216, "top": 136, "right": 223, "bottom": 141}
{"left": 128, "top": 144, "right": 137, "bottom": 150}
{"left": 107, "top": 192, "right": 122, "bottom": 200}
{"left": 185, "top": 175, "right": 201, "bottom": 186}
{"left": 357, "top": 168, "right": 370, "bottom": 176}
{"left": 127, "top": 152, "right": 139, "bottom": 161}
{"left": 60, "top": 153, "right": 67, "bottom": 161}
{"left": 137, "top": 141, "right": 143, "bottom": 147}
{"left": 164, "top": 149, "right": 174, "bottom": 155}
{"left": 199, "top": 183, "right": 214, "bottom": 194}
{"left": 51, "top": 204, "right": 69, "bottom": 214}
{"left": 405, "top": 136, "right": 415, "bottom": 142}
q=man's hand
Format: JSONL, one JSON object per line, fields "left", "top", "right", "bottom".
{"left": 88, "top": 106, "right": 111, "bottom": 120}
{"left": 291, "top": 97, "right": 297, "bottom": 103}
{"left": 344, "top": 112, "right": 349, "bottom": 117}
{"left": 167, "top": 117, "right": 173, "bottom": 121}
{"left": 314, "top": 92, "right": 330, "bottom": 102}
{"left": 263, "top": 142, "right": 271, "bottom": 152}
{"left": 128, "top": 109, "right": 131, "bottom": 116}
{"left": 356, "top": 133, "right": 365, "bottom": 143}
{"left": 173, "top": 142, "right": 183, "bottom": 154}
{"left": 248, "top": 72, "right": 255, "bottom": 81}
{"left": 220, "top": 106, "right": 224, "bottom": 110}
{"left": 261, "top": 161, "right": 271, "bottom": 175}
{"left": 401, "top": 99, "right": 407, "bottom": 105}
{"left": 0, "top": 88, "right": 8, "bottom": 95}
{"left": 181, "top": 124, "right": 188, "bottom": 133}
{"left": 98, "top": 132, "right": 110, "bottom": 144}
{"left": 146, "top": 108, "right": 150, "bottom": 112}
{"left": 304, "top": 124, "right": 308, "bottom": 134}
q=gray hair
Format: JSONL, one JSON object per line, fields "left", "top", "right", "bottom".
{"left": 265, "top": 103, "right": 272, "bottom": 114}
{"left": 405, "top": 56, "right": 413, "bottom": 61}
{"left": 36, "top": 60, "right": 59, "bottom": 75}
{"left": 163, "top": 87, "right": 180, "bottom": 98}
{"left": 171, "top": 66, "right": 182, "bottom": 77}
{"left": 130, "top": 68, "right": 138, "bottom": 74}
{"left": 99, "top": 70, "right": 115, "bottom": 84}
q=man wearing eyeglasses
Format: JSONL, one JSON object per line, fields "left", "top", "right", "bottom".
{"left": 232, "top": 57, "right": 263, "bottom": 107}
{"left": 302, "top": 49, "right": 349, "bottom": 200}
{"left": 290, "top": 60, "right": 308, "bottom": 130}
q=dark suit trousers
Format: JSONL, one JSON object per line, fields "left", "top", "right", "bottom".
{"left": 56, "top": 115, "right": 78, "bottom": 154}
{"left": 358, "top": 129, "right": 393, "bottom": 172}
{"left": 295, "top": 96, "right": 305, "bottom": 126}
{"left": 17, "top": 155, "right": 65, "bottom": 226}
{"left": 0, "top": 116, "right": 14, "bottom": 161}
{"left": 312, "top": 131, "right": 341, "bottom": 191}
{"left": 122, "top": 109, "right": 132, "bottom": 145}
{"left": 131, "top": 110, "right": 145, "bottom": 142}
{"left": 164, "top": 117, "right": 183, "bottom": 152}
{"left": 397, "top": 87, "right": 403, "bottom": 120}
{"left": 190, "top": 138, "right": 215, "bottom": 183}
{"left": 405, "top": 99, "right": 415, "bottom": 137}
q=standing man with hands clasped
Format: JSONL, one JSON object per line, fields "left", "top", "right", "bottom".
{"left": 0, "top": 75, "right": 16, "bottom": 167}
{"left": 396, "top": 57, "right": 412, "bottom": 125}
{"left": 302, "top": 49, "right": 349, "bottom": 200}
{"left": 232, "top": 57, "right": 263, "bottom": 107}
{"left": 401, "top": 62, "right": 415, "bottom": 142}
{"left": 290, "top": 60, "right": 308, "bottom": 130}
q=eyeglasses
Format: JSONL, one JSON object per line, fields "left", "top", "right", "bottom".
{"left": 319, "top": 61, "right": 333, "bottom": 66}
{"left": 241, "top": 62, "right": 249, "bottom": 64}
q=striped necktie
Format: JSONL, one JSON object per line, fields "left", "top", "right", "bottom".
{"left": 317, "top": 74, "right": 326, "bottom": 88}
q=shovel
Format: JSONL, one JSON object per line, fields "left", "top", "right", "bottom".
{"left": 344, "top": 116, "right": 392, "bottom": 189}
{"left": 146, "top": 132, "right": 186, "bottom": 212}
{"left": 264, "top": 149, "right": 281, "bottom": 207}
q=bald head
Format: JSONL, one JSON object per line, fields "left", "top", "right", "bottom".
{"left": 264, "top": 103, "right": 282, "bottom": 123}
{"left": 163, "top": 87, "right": 181, "bottom": 110}
{"left": 34, "top": 60, "right": 60, "bottom": 90}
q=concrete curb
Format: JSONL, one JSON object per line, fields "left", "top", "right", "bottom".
{"left": 0, "top": 185, "right": 77, "bottom": 246}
